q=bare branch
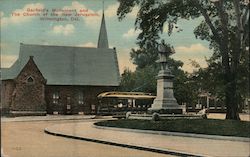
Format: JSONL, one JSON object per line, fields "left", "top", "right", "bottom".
{"left": 214, "top": 0, "right": 229, "bottom": 43}
{"left": 232, "top": 0, "right": 244, "bottom": 63}
{"left": 243, "top": 28, "right": 249, "bottom": 47}
{"left": 241, "top": 3, "right": 249, "bottom": 26}
{"left": 214, "top": 0, "right": 231, "bottom": 72}
{"left": 233, "top": 0, "right": 244, "bottom": 32}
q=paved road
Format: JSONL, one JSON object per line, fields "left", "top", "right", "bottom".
{"left": 46, "top": 121, "right": 250, "bottom": 157}
{"left": 1, "top": 113, "right": 249, "bottom": 157}
{"left": 1, "top": 120, "right": 171, "bottom": 157}
{"left": 207, "top": 113, "right": 250, "bottom": 121}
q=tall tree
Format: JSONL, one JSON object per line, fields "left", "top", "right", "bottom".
{"left": 120, "top": 43, "right": 197, "bottom": 107}
{"left": 117, "top": 0, "right": 249, "bottom": 120}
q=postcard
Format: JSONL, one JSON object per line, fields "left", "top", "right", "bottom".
{"left": 1, "top": 0, "right": 249, "bottom": 157}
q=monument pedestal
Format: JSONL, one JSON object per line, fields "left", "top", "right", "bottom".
{"left": 148, "top": 69, "right": 183, "bottom": 114}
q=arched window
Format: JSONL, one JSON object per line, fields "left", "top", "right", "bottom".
{"left": 26, "top": 76, "right": 34, "bottom": 84}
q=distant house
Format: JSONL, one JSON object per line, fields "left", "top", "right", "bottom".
{"left": 1, "top": 12, "right": 120, "bottom": 116}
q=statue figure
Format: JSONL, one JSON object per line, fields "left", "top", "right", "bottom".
{"left": 149, "top": 39, "right": 182, "bottom": 114}
{"left": 157, "top": 39, "right": 175, "bottom": 70}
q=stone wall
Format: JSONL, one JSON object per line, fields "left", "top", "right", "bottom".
{"left": 45, "top": 85, "right": 116, "bottom": 114}
{"left": 1, "top": 80, "right": 15, "bottom": 114}
{"left": 10, "top": 56, "right": 46, "bottom": 115}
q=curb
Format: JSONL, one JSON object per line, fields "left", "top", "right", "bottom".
{"left": 93, "top": 125, "right": 250, "bottom": 142}
{"left": 44, "top": 128, "right": 207, "bottom": 157}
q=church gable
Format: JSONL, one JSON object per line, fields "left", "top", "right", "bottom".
{"left": 15, "top": 56, "right": 46, "bottom": 84}
{"left": 10, "top": 56, "right": 46, "bottom": 115}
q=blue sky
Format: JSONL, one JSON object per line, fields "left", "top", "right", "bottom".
{"left": 0, "top": 0, "right": 212, "bottom": 73}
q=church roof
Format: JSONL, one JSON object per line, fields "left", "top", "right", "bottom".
{"left": 2, "top": 43, "right": 120, "bottom": 86}
{"left": 97, "top": 12, "right": 109, "bottom": 48}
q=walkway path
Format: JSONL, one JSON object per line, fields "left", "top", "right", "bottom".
{"left": 2, "top": 120, "right": 169, "bottom": 157}
{"left": 1, "top": 115, "right": 96, "bottom": 122}
{"left": 45, "top": 121, "right": 250, "bottom": 157}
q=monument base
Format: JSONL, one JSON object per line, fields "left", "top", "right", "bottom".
{"left": 148, "top": 90, "right": 184, "bottom": 114}
{"left": 148, "top": 108, "right": 183, "bottom": 114}
{"left": 148, "top": 100, "right": 184, "bottom": 114}
{"left": 148, "top": 65, "right": 184, "bottom": 114}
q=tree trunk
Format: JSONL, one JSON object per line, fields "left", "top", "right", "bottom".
{"left": 225, "top": 72, "right": 240, "bottom": 120}
{"left": 219, "top": 40, "right": 241, "bottom": 120}
{"left": 226, "top": 99, "right": 240, "bottom": 120}
{"left": 226, "top": 105, "right": 240, "bottom": 120}
{"left": 215, "top": 0, "right": 241, "bottom": 120}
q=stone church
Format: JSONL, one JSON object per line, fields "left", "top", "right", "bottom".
{"left": 1, "top": 12, "right": 120, "bottom": 116}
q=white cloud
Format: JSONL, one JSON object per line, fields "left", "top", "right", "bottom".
{"left": 1, "top": 3, "right": 44, "bottom": 27}
{"left": 61, "top": 2, "right": 136, "bottom": 30}
{"left": 117, "top": 48, "right": 136, "bottom": 73}
{"left": 62, "top": 1, "right": 101, "bottom": 28}
{"left": 171, "top": 43, "right": 212, "bottom": 73}
{"left": 127, "top": 6, "right": 139, "bottom": 18}
{"left": 105, "top": 3, "right": 119, "bottom": 18}
{"left": 123, "top": 28, "right": 141, "bottom": 38}
{"left": 84, "top": 10, "right": 102, "bottom": 27}
{"left": 99, "top": 2, "right": 137, "bottom": 19}
{"left": 78, "top": 42, "right": 96, "bottom": 47}
{"left": 104, "top": 3, "right": 138, "bottom": 18}
{"left": 62, "top": 1, "right": 86, "bottom": 12}
{"left": 52, "top": 24, "right": 75, "bottom": 36}
{"left": 105, "top": 4, "right": 138, "bottom": 18}
{"left": 1, "top": 55, "right": 18, "bottom": 68}
{"left": 175, "top": 44, "right": 209, "bottom": 53}
{"left": 172, "top": 49, "right": 210, "bottom": 73}
{"left": 172, "top": 55, "right": 207, "bottom": 73}
{"left": 184, "top": 58, "right": 207, "bottom": 73}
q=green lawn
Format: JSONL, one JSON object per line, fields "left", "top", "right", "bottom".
{"left": 95, "top": 119, "right": 250, "bottom": 138}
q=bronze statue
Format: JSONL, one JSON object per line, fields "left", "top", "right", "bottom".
{"left": 157, "top": 39, "right": 175, "bottom": 70}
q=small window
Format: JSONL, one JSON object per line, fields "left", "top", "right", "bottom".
{"left": 78, "top": 91, "right": 84, "bottom": 105}
{"left": 27, "top": 76, "right": 34, "bottom": 83}
{"left": 52, "top": 92, "right": 59, "bottom": 104}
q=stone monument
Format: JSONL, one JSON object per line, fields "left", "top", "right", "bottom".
{"left": 148, "top": 40, "right": 183, "bottom": 114}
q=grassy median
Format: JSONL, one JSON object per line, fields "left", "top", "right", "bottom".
{"left": 95, "top": 119, "right": 250, "bottom": 138}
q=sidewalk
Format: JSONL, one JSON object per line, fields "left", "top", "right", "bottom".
{"left": 45, "top": 121, "right": 250, "bottom": 157}
{"left": 1, "top": 115, "right": 96, "bottom": 122}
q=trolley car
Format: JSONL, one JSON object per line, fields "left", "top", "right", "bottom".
{"left": 97, "top": 91, "right": 156, "bottom": 116}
